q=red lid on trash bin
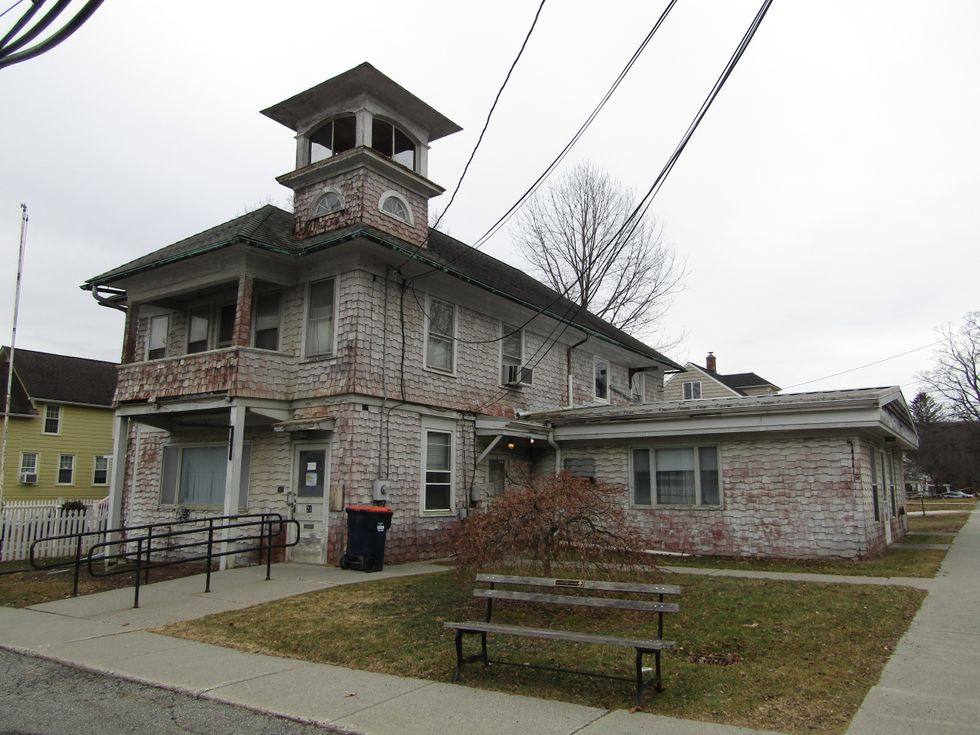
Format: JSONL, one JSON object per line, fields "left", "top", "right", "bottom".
{"left": 346, "top": 505, "right": 393, "bottom": 514}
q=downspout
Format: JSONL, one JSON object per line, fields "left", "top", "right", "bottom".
{"left": 566, "top": 335, "right": 590, "bottom": 408}
{"left": 548, "top": 429, "right": 561, "bottom": 474}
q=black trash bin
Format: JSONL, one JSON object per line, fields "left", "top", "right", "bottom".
{"left": 340, "top": 505, "right": 393, "bottom": 572}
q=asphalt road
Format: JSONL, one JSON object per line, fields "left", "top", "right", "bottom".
{"left": 0, "top": 649, "right": 344, "bottom": 735}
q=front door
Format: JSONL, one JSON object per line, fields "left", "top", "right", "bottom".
{"left": 292, "top": 445, "right": 329, "bottom": 563}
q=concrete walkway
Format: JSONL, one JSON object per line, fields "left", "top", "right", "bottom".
{"left": 0, "top": 516, "right": 976, "bottom": 734}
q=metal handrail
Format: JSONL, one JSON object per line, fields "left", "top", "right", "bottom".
{"left": 29, "top": 513, "right": 300, "bottom": 608}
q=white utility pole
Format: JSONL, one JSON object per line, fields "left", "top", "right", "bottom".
{"left": 0, "top": 204, "right": 29, "bottom": 509}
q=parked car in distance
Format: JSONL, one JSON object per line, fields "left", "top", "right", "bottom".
{"left": 941, "top": 490, "right": 974, "bottom": 499}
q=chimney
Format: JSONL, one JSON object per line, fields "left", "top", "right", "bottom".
{"left": 705, "top": 352, "right": 717, "bottom": 374}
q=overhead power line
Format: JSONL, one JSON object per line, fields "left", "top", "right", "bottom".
{"left": 0, "top": 0, "right": 104, "bottom": 70}
{"left": 782, "top": 340, "right": 943, "bottom": 390}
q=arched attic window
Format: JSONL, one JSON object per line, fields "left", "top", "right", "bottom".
{"left": 379, "top": 191, "right": 413, "bottom": 224}
{"left": 371, "top": 118, "right": 416, "bottom": 170}
{"left": 311, "top": 191, "right": 343, "bottom": 217}
{"left": 309, "top": 115, "right": 356, "bottom": 164}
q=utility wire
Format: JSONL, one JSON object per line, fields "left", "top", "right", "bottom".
{"left": 432, "top": 0, "right": 547, "bottom": 231}
{"left": 0, "top": 0, "right": 26, "bottom": 22}
{"left": 782, "top": 340, "right": 943, "bottom": 391}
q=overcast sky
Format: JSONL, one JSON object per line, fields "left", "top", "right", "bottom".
{"left": 1, "top": 1, "right": 977, "bottom": 399}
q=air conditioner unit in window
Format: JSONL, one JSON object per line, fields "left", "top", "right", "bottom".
{"left": 505, "top": 364, "right": 533, "bottom": 386}
{"left": 20, "top": 472, "right": 37, "bottom": 485}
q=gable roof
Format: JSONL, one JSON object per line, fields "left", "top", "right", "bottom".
{"left": 1, "top": 348, "right": 117, "bottom": 408}
{"left": 673, "top": 362, "right": 780, "bottom": 395}
{"left": 82, "top": 207, "right": 681, "bottom": 369}
{"left": 0, "top": 357, "right": 34, "bottom": 416}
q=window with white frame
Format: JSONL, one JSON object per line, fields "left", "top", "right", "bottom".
{"left": 309, "top": 115, "right": 356, "bottom": 163}
{"left": 43, "top": 404, "right": 61, "bottom": 434}
{"left": 311, "top": 191, "right": 343, "bottom": 218}
{"left": 188, "top": 303, "right": 237, "bottom": 354}
{"left": 594, "top": 358, "right": 608, "bottom": 400}
{"left": 159, "top": 443, "right": 251, "bottom": 509}
{"left": 93, "top": 455, "right": 111, "bottom": 485}
{"left": 371, "top": 118, "right": 416, "bottom": 170}
{"left": 57, "top": 454, "right": 75, "bottom": 485}
{"left": 500, "top": 323, "right": 524, "bottom": 384}
{"left": 885, "top": 450, "right": 897, "bottom": 517}
{"left": 305, "top": 278, "right": 336, "bottom": 356}
{"left": 425, "top": 297, "right": 455, "bottom": 373}
{"left": 630, "top": 371, "right": 645, "bottom": 403}
{"left": 147, "top": 314, "right": 169, "bottom": 360}
{"left": 20, "top": 452, "right": 37, "bottom": 477}
{"left": 253, "top": 292, "right": 282, "bottom": 351}
{"left": 632, "top": 446, "right": 720, "bottom": 506}
{"left": 187, "top": 307, "right": 211, "bottom": 354}
{"left": 682, "top": 381, "right": 702, "bottom": 400}
{"left": 869, "top": 446, "right": 881, "bottom": 522}
{"left": 380, "top": 192, "right": 412, "bottom": 224}
{"left": 423, "top": 429, "right": 453, "bottom": 512}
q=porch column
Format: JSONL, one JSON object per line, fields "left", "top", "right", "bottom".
{"left": 232, "top": 276, "right": 254, "bottom": 348}
{"left": 220, "top": 403, "right": 247, "bottom": 569}
{"left": 106, "top": 414, "right": 128, "bottom": 532}
{"left": 121, "top": 304, "right": 140, "bottom": 364}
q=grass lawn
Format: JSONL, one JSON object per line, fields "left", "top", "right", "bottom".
{"left": 657, "top": 544, "right": 946, "bottom": 578}
{"left": 901, "top": 534, "right": 953, "bottom": 545}
{"left": 907, "top": 513, "right": 972, "bottom": 534}
{"left": 159, "top": 570, "right": 924, "bottom": 735}
{"left": 0, "top": 559, "right": 212, "bottom": 608}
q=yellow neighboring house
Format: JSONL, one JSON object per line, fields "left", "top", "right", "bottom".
{"left": 0, "top": 347, "right": 117, "bottom": 501}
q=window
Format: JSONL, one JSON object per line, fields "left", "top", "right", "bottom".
{"left": 380, "top": 192, "right": 412, "bottom": 224}
{"left": 564, "top": 458, "right": 596, "bottom": 482}
{"left": 487, "top": 458, "right": 506, "bottom": 497}
{"left": 20, "top": 452, "right": 37, "bottom": 477}
{"left": 500, "top": 324, "right": 524, "bottom": 384}
{"left": 425, "top": 297, "right": 455, "bottom": 373}
{"left": 160, "top": 443, "right": 251, "bottom": 509}
{"left": 217, "top": 303, "right": 236, "bottom": 348}
{"left": 371, "top": 118, "right": 416, "bottom": 170}
{"left": 309, "top": 115, "right": 356, "bottom": 164}
{"left": 682, "top": 381, "right": 702, "bottom": 400}
{"left": 253, "top": 292, "right": 282, "bottom": 351}
{"left": 305, "top": 278, "right": 336, "bottom": 356}
{"left": 311, "top": 191, "right": 343, "bottom": 217}
{"left": 632, "top": 446, "right": 720, "bottom": 506}
{"left": 423, "top": 430, "right": 453, "bottom": 512}
{"left": 57, "top": 454, "right": 75, "bottom": 485}
{"left": 187, "top": 308, "right": 210, "bottom": 354}
{"left": 870, "top": 446, "right": 880, "bottom": 522}
{"left": 188, "top": 303, "right": 236, "bottom": 353}
{"left": 885, "top": 450, "right": 896, "bottom": 517}
{"left": 43, "top": 405, "right": 61, "bottom": 434}
{"left": 594, "top": 358, "right": 608, "bottom": 400}
{"left": 630, "top": 372, "right": 645, "bottom": 404}
{"left": 147, "top": 314, "right": 169, "bottom": 360}
{"left": 93, "top": 455, "right": 111, "bottom": 485}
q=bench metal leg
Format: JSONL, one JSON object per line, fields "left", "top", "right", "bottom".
{"left": 480, "top": 632, "right": 488, "bottom": 666}
{"left": 453, "top": 630, "right": 464, "bottom": 682}
{"left": 654, "top": 649, "right": 663, "bottom": 692}
{"left": 635, "top": 650, "right": 646, "bottom": 706}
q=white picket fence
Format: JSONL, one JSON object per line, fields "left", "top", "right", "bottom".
{"left": 0, "top": 498, "right": 110, "bottom": 563}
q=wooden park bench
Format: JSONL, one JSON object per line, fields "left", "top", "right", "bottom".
{"left": 444, "top": 573, "right": 681, "bottom": 706}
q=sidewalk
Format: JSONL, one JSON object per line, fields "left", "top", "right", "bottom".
{"left": 0, "top": 516, "right": 976, "bottom": 734}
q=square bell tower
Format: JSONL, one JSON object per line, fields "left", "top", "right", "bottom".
{"left": 261, "top": 63, "right": 461, "bottom": 247}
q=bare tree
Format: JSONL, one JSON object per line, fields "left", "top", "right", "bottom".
{"left": 512, "top": 162, "right": 684, "bottom": 338}
{"left": 919, "top": 312, "right": 980, "bottom": 422}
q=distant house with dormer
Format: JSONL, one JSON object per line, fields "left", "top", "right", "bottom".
{"left": 664, "top": 352, "right": 780, "bottom": 400}
{"left": 0, "top": 347, "right": 116, "bottom": 501}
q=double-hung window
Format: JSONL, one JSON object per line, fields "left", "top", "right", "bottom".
{"left": 500, "top": 323, "right": 524, "bottom": 384}
{"left": 305, "top": 278, "right": 335, "bottom": 356}
{"left": 632, "top": 446, "right": 720, "bottom": 507}
{"left": 57, "top": 454, "right": 75, "bottom": 485}
{"left": 159, "top": 443, "right": 251, "bottom": 510}
{"left": 682, "top": 381, "right": 702, "bottom": 400}
{"left": 869, "top": 446, "right": 881, "bottom": 522}
{"left": 93, "top": 455, "right": 111, "bottom": 485}
{"left": 423, "top": 429, "right": 453, "bottom": 512}
{"left": 594, "top": 358, "right": 608, "bottom": 401}
{"left": 147, "top": 314, "right": 169, "bottom": 360}
{"left": 425, "top": 297, "right": 455, "bottom": 373}
{"left": 253, "top": 292, "right": 282, "bottom": 351}
{"left": 188, "top": 303, "right": 236, "bottom": 353}
{"left": 43, "top": 405, "right": 61, "bottom": 434}
{"left": 20, "top": 452, "right": 38, "bottom": 477}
